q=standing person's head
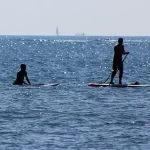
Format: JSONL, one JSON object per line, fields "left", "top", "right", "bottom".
{"left": 118, "top": 38, "right": 123, "bottom": 45}
{"left": 20, "top": 64, "right": 26, "bottom": 70}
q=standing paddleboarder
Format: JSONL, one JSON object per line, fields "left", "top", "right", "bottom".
{"left": 110, "top": 38, "right": 129, "bottom": 84}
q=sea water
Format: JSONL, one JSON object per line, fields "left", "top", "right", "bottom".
{"left": 0, "top": 35, "right": 150, "bottom": 149}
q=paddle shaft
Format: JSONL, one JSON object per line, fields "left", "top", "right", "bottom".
{"left": 103, "top": 53, "right": 129, "bottom": 83}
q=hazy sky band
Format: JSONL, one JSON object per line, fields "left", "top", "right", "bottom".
{"left": 0, "top": 0, "right": 149, "bottom": 36}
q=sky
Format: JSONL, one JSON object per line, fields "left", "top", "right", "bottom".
{"left": 0, "top": 0, "right": 150, "bottom": 36}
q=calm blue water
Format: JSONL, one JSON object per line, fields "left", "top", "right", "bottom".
{"left": 0, "top": 35, "right": 150, "bottom": 149}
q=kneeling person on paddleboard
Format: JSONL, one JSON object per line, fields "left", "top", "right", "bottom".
{"left": 13, "top": 64, "right": 31, "bottom": 85}
{"left": 110, "top": 38, "right": 129, "bottom": 84}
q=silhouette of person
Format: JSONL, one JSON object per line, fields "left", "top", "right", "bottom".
{"left": 110, "top": 38, "right": 129, "bottom": 84}
{"left": 13, "top": 64, "right": 31, "bottom": 85}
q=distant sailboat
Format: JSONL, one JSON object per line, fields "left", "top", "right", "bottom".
{"left": 56, "top": 27, "right": 59, "bottom": 36}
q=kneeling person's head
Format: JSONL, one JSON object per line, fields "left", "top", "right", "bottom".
{"left": 20, "top": 64, "right": 26, "bottom": 70}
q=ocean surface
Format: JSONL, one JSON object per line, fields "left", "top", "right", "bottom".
{"left": 0, "top": 35, "right": 150, "bottom": 150}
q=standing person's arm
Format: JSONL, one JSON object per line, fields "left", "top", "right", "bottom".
{"left": 122, "top": 45, "right": 129, "bottom": 54}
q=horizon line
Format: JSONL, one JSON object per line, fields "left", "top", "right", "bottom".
{"left": 0, "top": 34, "right": 150, "bottom": 37}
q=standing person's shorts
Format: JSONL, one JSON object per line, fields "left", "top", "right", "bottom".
{"left": 113, "top": 61, "right": 123, "bottom": 71}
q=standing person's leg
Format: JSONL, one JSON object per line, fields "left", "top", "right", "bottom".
{"left": 119, "top": 62, "right": 123, "bottom": 84}
{"left": 110, "top": 63, "right": 117, "bottom": 84}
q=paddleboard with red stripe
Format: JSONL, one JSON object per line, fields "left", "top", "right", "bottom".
{"left": 88, "top": 83, "right": 150, "bottom": 87}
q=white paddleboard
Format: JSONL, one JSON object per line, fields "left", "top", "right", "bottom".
{"left": 13, "top": 83, "right": 59, "bottom": 87}
{"left": 31, "top": 83, "right": 59, "bottom": 87}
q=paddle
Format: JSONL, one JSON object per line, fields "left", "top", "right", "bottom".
{"left": 101, "top": 53, "right": 129, "bottom": 83}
